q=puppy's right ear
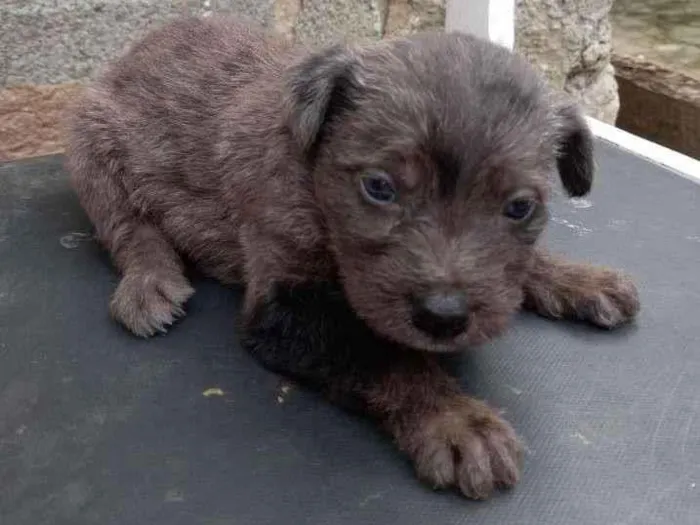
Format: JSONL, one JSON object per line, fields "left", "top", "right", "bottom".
{"left": 282, "top": 44, "right": 361, "bottom": 156}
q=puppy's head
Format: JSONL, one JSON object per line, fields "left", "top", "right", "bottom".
{"left": 282, "top": 32, "right": 594, "bottom": 352}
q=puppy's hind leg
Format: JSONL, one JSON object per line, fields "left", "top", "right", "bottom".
{"left": 523, "top": 249, "right": 640, "bottom": 329}
{"left": 68, "top": 155, "right": 194, "bottom": 337}
{"left": 107, "top": 223, "right": 195, "bottom": 337}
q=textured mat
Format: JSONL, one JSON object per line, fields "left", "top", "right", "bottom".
{"left": 1, "top": 141, "right": 699, "bottom": 525}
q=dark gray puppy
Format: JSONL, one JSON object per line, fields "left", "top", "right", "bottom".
{"left": 65, "top": 15, "right": 640, "bottom": 500}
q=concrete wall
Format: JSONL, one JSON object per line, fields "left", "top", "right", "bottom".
{"left": 0, "top": 0, "right": 617, "bottom": 161}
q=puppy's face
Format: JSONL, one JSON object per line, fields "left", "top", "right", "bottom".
{"left": 283, "top": 32, "right": 594, "bottom": 352}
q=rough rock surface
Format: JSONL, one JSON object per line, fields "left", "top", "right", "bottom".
{"left": 384, "top": 0, "right": 445, "bottom": 38}
{"left": 293, "top": 0, "right": 386, "bottom": 47}
{"left": 0, "top": 0, "right": 276, "bottom": 87}
{"left": 515, "top": 0, "right": 619, "bottom": 123}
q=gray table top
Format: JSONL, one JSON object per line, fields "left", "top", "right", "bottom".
{"left": 1, "top": 141, "right": 699, "bottom": 525}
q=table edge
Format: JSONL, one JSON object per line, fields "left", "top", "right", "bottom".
{"left": 586, "top": 116, "right": 700, "bottom": 184}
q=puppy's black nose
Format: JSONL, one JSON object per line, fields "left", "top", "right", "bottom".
{"left": 411, "top": 290, "right": 469, "bottom": 339}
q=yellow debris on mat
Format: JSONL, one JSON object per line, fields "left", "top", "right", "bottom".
{"left": 202, "top": 388, "right": 225, "bottom": 397}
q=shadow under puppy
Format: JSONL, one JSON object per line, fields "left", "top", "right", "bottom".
{"left": 65, "top": 15, "right": 640, "bottom": 500}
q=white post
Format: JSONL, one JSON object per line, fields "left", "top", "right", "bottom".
{"left": 445, "top": 0, "right": 515, "bottom": 51}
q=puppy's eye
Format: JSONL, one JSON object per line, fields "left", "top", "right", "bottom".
{"left": 360, "top": 170, "right": 397, "bottom": 205}
{"left": 503, "top": 197, "right": 536, "bottom": 221}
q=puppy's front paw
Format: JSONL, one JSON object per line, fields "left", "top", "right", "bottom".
{"left": 401, "top": 398, "right": 523, "bottom": 500}
{"left": 572, "top": 269, "right": 640, "bottom": 328}
{"left": 527, "top": 266, "right": 640, "bottom": 329}
{"left": 110, "top": 270, "right": 195, "bottom": 337}
{"left": 525, "top": 252, "right": 640, "bottom": 329}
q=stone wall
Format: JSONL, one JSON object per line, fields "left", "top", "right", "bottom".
{"left": 515, "top": 0, "right": 619, "bottom": 124}
{"left": 0, "top": 0, "right": 617, "bottom": 161}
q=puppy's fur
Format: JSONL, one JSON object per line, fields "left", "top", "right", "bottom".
{"left": 65, "top": 15, "right": 640, "bottom": 500}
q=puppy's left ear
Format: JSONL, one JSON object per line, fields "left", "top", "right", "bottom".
{"left": 554, "top": 102, "right": 595, "bottom": 197}
{"left": 282, "top": 44, "right": 362, "bottom": 157}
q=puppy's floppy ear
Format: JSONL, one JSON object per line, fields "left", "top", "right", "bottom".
{"left": 282, "top": 44, "right": 361, "bottom": 156}
{"left": 554, "top": 102, "right": 595, "bottom": 197}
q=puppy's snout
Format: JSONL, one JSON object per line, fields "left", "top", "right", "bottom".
{"left": 411, "top": 290, "right": 469, "bottom": 339}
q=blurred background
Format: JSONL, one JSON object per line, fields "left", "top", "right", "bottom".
{"left": 1, "top": 0, "right": 698, "bottom": 162}
{"left": 612, "top": 0, "right": 698, "bottom": 80}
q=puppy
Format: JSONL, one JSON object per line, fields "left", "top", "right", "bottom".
{"left": 65, "top": 15, "right": 640, "bottom": 500}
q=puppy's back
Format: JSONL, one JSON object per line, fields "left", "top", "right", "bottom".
{"left": 100, "top": 15, "right": 290, "bottom": 99}
{"left": 66, "top": 15, "right": 293, "bottom": 180}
